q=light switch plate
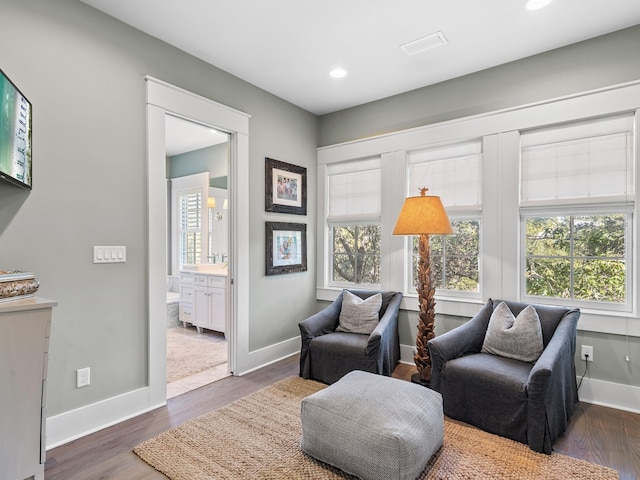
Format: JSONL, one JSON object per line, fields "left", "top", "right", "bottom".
{"left": 93, "top": 246, "right": 126, "bottom": 263}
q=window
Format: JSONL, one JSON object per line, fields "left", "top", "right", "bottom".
{"left": 407, "top": 142, "right": 482, "bottom": 295}
{"left": 327, "top": 158, "right": 381, "bottom": 286}
{"left": 171, "top": 172, "right": 211, "bottom": 274}
{"left": 179, "top": 190, "right": 203, "bottom": 266}
{"left": 332, "top": 224, "right": 381, "bottom": 284}
{"left": 520, "top": 114, "right": 635, "bottom": 309}
{"left": 318, "top": 83, "right": 640, "bottom": 332}
{"left": 524, "top": 213, "right": 627, "bottom": 304}
{"left": 425, "top": 219, "right": 480, "bottom": 292}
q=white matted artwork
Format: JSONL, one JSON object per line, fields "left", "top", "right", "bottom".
{"left": 265, "top": 222, "right": 307, "bottom": 275}
{"left": 265, "top": 157, "right": 307, "bottom": 215}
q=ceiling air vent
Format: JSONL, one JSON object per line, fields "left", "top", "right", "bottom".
{"left": 400, "top": 31, "right": 448, "bottom": 56}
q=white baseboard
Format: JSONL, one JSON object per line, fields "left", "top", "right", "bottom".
{"left": 46, "top": 338, "right": 301, "bottom": 449}
{"left": 400, "top": 343, "right": 416, "bottom": 364}
{"left": 236, "top": 336, "right": 300, "bottom": 376}
{"left": 46, "top": 387, "right": 164, "bottom": 450}
{"left": 400, "top": 343, "right": 640, "bottom": 414}
{"left": 576, "top": 376, "right": 640, "bottom": 414}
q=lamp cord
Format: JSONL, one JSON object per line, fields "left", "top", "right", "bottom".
{"left": 577, "top": 354, "right": 589, "bottom": 391}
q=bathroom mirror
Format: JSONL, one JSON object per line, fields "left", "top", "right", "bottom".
{"left": 208, "top": 185, "right": 228, "bottom": 264}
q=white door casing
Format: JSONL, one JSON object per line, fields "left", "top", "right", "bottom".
{"left": 146, "top": 77, "right": 250, "bottom": 406}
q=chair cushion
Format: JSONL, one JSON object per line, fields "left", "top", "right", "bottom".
{"left": 336, "top": 290, "right": 382, "bottom": 334}
{"left": 308, "top": 332, "right": 372, "bottom": 384}
{"left": 301, "top": 370, "right": 443, "bottom": 480}
{"left": 441, "top": 353, "right": 532, "bottom": 444}
{"left": 481, "top": 301, "right": 544, "bottom": 362}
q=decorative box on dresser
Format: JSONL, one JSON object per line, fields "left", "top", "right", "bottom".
{"left": 0, "top": 296, "right": 57, "bottom": 480}
{"left": 179, "top": 271, "right": 226, "bottom": 334}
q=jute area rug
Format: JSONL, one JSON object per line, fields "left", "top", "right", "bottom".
{"left": 166, "top": 327, "right": 227, "bottom": 384}
{"left": 134, "top": 376, "right": 620, "bottom": 480}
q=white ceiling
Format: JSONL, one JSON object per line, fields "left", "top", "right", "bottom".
{"left": 165, "top": 115, "right": 228, "bottom": 157}
{"left": 81, "top": 0, "right": 640, "bottom": 116}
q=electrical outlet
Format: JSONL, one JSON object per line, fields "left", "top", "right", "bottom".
{"left": 77, "top": 367, "right": 90, "bottom": 388}
{"left": 581, "top": 345, "right": 594, "bottom": 362}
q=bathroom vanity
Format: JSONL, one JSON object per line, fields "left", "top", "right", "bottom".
{"left": 179, "top": 265, "right": 227, "bottom": 335}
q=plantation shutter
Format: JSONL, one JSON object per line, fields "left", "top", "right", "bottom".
{"left": 179, "top": 191, "right": 202, "bottom": 265}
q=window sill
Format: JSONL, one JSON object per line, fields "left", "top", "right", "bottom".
{"left": 317, "top": 287, "right": 640, "bottom": 337}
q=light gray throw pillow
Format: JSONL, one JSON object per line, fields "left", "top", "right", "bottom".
{"left": 481, "top": 302, "right": 544, "bottom": 363}
{"left": 336, "top": 290, "right": 382, "bottom": 335}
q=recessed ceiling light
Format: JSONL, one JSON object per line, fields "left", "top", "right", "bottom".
{"left": 526, "top": 0, "right": 552, "bottom": 10}
{"left": 329, "top": 68, "right": 347, "bottom": 79}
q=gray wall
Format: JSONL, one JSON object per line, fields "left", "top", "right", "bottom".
{"left": 318, "top": 26, "right": 640, "bottom": 388}
{"left": 169, "top": 143, "right": 228, "bottom": 180}
{"left": 0, "top": 0, "right": 318, "bottom": 417}
{"left": 320, "top": 25, "right": 640, "bottom": 147}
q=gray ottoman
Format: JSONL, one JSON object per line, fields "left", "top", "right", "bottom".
{"left": 301, "top": 370, "right": 444, "bottom": 480}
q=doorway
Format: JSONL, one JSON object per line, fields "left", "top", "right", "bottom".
{"left": 165, "top": 116, "right": 231, "bottom": 397}
{"left": 146, "top": 77, "right": 251, "bottom": 408}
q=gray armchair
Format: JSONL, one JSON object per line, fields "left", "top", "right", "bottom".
{"left": 299, "top": 289, "right": 403, "bottom": 385}
{"left": 428, "top": 298, "right": 580, "bottom": 454}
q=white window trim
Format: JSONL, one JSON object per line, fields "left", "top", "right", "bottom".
{"left": 317, "top": 81, "right": 640, "bottom": 337}
{"left": 405, "top": 138, "right": 483, "bottom": 300}
{"left": 517, "top": 111, "right": 635, "bottom": 313}
{"left": 320, "top": 157, "right": 386, "bottom": 290}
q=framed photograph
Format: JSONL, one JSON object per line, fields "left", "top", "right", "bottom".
{"left": 265, "top": 157, "right": 307, "bottom": 215}
{"left": 265, "top": 222, "right": 307, "bottom": 276}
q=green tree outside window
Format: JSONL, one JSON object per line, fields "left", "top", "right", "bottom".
{"left": 412, "top": 220, "right": 480, "bottom": 292}
{"left": 525, "top": 214, "right": 626, "bottom": 303}
{"left": 332, "top": 225, "right": 381, "bottom": 284}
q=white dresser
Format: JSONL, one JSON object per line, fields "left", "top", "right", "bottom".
{"left": 0, "top": 296, "right": 57, "bottom": 480}
{"left": 179, "top": 271, "right": 226, "bottom": 334}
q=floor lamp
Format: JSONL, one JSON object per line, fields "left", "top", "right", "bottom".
{"left": 393, "top": 188, "right": 452, "bottom": 386}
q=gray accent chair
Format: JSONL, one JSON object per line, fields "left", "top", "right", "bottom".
{"left": 428, "top": 298, "right": 580, "bottom": 454}
{"left": 299, "top": 289, "right": 403, "bottom": 385}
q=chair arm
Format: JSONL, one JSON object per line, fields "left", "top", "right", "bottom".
{"left": 527, "top": 309, "right": 579, "bottom": 399}
{"left": 298, "top": 297, "right": 343, "bottom": 379}
{"left": 526, "top": 309, "right": 580, "bottom": 453}
{"left": 299, "top": 298, "right": 342, "bottom": 345}
{"left": 366, "top": 292, "right": 402, "bottom": 356}
{"left": 428, "top": 300, "right": 493, "bottom": 363}
{"left": 428, "top": 300, "right": 493, "bottom": 392}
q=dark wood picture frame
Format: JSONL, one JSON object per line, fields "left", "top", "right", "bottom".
{"left": 265, "top": 157, "right": 307, "bottom": 215}
{"left": 265, "top": 222, "right": 307, "bottom": 276}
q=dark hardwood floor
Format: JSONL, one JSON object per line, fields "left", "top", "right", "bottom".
{"left": 45, "top": 356, "right": 640, "bottom": 480}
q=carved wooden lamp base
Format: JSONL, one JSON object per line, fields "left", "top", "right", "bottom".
{"left": 412, "top": 233, "right": 437, "bottom": 388}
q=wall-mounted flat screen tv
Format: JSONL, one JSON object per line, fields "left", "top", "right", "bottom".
{"left": 0, "top": 68, "right": 32, "bottom": 189}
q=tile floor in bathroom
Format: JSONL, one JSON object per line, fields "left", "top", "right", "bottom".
{"left": 167, "top": 361, "right": 230, "bottom": 399}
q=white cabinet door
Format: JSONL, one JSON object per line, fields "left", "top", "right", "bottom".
{"left": 208, "top": 287, "right": 225, "bottom": 333}
{"left": 193, "top": 285, "right": 209, "bottom": 330}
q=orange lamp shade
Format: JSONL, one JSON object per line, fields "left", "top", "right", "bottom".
{"left": 393, "top": 195, "right": 453, "bottom": 235}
